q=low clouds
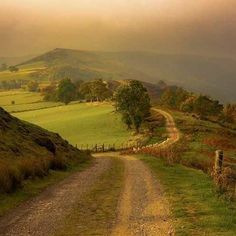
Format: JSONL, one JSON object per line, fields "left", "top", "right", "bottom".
{"left": 0, "top": 0, "right": 236, "bottom": 57}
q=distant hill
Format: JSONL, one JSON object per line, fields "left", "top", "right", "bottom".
{"left": 0, "top": 55, "right": 36, "bottom": 66}
{"left": 17, "top": 48, "right": 236, "bottom": 103}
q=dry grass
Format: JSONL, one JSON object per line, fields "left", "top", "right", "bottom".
{"left": 0, "top": 155, "right": 86, "bottom": 193}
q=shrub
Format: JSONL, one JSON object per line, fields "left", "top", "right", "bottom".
{"left": 50, "top": 156, "right": 67, "bottom": 170}
{"left": 0, "top": 162, "right": 21, "bottom": 193}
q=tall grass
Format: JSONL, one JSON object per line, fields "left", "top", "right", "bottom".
{"left": 0, "top": 154, "right": 87, "bottom": 193}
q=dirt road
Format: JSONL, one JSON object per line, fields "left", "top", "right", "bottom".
{"left": 0, "top": 158, "right": 111, "bottom": 236}
{"left": 110, "top": 109, "right": 178, "bottom": 235}
{"left": 111, "top": 154, "right": 173, "bottom": 236}
{"left": 0, "top": 109, "right": 177, "bottom": 236}
{"left": 153, "top": 108, "right": 180, "bottom": 146}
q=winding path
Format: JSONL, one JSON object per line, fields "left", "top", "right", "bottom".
{"left": 0, "top": 109, "right": 179, "bottom": 236}
{"left": 109, "top": 109, "right": 178, "bottom": 235}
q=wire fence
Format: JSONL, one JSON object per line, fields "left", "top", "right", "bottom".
{"left": 75, "top": 142, "right": 144, "bottom": 153}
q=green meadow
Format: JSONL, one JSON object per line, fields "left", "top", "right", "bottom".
{"left": 0, "top": 90, "right": 62, "bottom": 112}
{"left": 0, "top": 90, "right": 132, "bottom": 147}
{"left": 14, "top": 102, "right": 131, "bottom": 147}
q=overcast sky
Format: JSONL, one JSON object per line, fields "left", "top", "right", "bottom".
{"left": 0, "top": 0, "right": 236, "bottom": 57}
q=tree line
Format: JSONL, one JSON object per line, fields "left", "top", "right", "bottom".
{"left": 159, "top": 86, "right": 236, "bottom": 124}
{"left": 42, "top": 79, "right": 151, "bottom": 132}
{"left": 41, "top": 78, "right": 112, "bottom": 104}
{"left": 0, "top": 63, "right": 19, "bottom": 72}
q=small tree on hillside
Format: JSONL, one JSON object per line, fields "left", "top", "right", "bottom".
{"left": 114, "top": 80, "right": 151, "bottom": 133}
{"left": 57, "top": 78, "right": 76, "bottom": 105}
{"left": 27, "top": 80, "right": 39, "bottom": 92}
{"left": 79, "top": 79, "right": 112, "bottom": 102}
{"left": 8, "top": 66, "right": 19, "bottom": 73}
{"left": 0, "top": 63, "right": 7, "bottom": 71}
{"left": 193, "top": 95, "right": 223, "bottom": 118}
{"left": 41, "top": 83, "right": 57, "bottom": 101}
{"left": 222, "top": 104, "right": 236, "bottom": 123}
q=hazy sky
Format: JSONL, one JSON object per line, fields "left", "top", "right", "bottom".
{"left": 1, "top": 0, "right": 236, "bottom": 57}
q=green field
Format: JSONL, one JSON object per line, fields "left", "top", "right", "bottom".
{"left": 14, "top": 103, "right": 132, "bottom": 147}
{"left": 0, "top": 90, "right": 62, "bottom": 112}
{"left": 0, "top": 90, "right": 132, "bottom": 147}
{"left": 0, "top": 61, "right": 46, "bottom": 82}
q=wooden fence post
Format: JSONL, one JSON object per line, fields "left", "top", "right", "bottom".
{"left": 102, "top": 144, "right": 104, "bottom": 152}
{"left": 214, "top": 150, "right": 224, "bottom": 175}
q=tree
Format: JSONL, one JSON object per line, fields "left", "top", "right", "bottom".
{"left": 27, "top": 80, "right": 39, "bottom": 92}
{"left": 114, "top": 80, "right": 151, "bottom": 133}
{"left": 192, "top": 95, "right": 223, "bottom": 118}
{"left": 160, "top": 87, "right": 189, "bottom": 109}
{"left": 41, "top": 83, "right": 57, "bottom": 101}
{"left": 79, "top": 79, "right": 112, "bottom": 102}
{"left": 222, "top": 104, "right": 236, "bottom": 123}
{"left": 0, "top": 63, "right": 7, "bottom": 71}
{"left": 57, "top": 78, "right": 76, "bottom": 104}
{"left": 8, "top": 66, "right": 19, "bottom": 73}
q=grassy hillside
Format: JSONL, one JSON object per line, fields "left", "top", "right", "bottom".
{"left": 13, "top": 48, "right": 236, "bottom": 103}
{"left": 172, "top": 110, "right": 236, "bottom": 170}
{"left": 139, "top": 155, "right": 236, "bottom": 235}
{"left": 14, "top": 103, "right": 132, "bottom": 147}
{"left": 2, "top": 48, "right": 235, "bottom": 102}
{"left": 0, "top": 107, "right": 90, "bottom": 194}
{"left": 0, "top": 90, "right": 62, "bottom": 113}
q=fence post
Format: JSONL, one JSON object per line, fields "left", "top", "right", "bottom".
{"left": 95, "top": 144, "right": 98, "bottom": 152}
{"left": 102, "top": 144, "right": 104, "bottom": 152}
{"left": 214, "top": 150, "right": 224, "bottom": 175}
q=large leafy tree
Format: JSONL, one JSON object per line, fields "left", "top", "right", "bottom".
{"left": 57, "top": 78, "right": 76, "bottom": 104}
{"left": 114, "top": 80, "right": 151, "bottom": 133}
{"left": 79, "top": 79, "right": 112, "bottom": 102}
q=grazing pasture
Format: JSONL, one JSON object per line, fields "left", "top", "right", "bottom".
{"left": 15, "top": 103, "right": 132, "bottom": 147}
{"left": 0, "top": 90, "right": 62, "bottom": 112}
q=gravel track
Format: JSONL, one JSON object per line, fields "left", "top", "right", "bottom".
{"left": 111, "top": 154, "right": 174, "bottom": 236}
{"left": 0, "top": 157, "right": 111, "bottom": 236}
{"left": 0, "top": 109, "right": 177, "bottom": 236}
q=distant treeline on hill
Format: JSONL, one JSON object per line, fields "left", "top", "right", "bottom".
{"left": 41, "top": 78, "right": 113, "bottom": 105}
{"left": 0, "top": 79, "right": 28, "bottom": 90}
{"left": 159, "top": 85, "right": 236, "bottom": 126}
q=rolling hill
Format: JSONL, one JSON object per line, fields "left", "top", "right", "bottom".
{"left": 0, "top": 55, "right": 36, "bottom": 66}
{"left": 2, "top": 48, "right": 236, "bottom": 103}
